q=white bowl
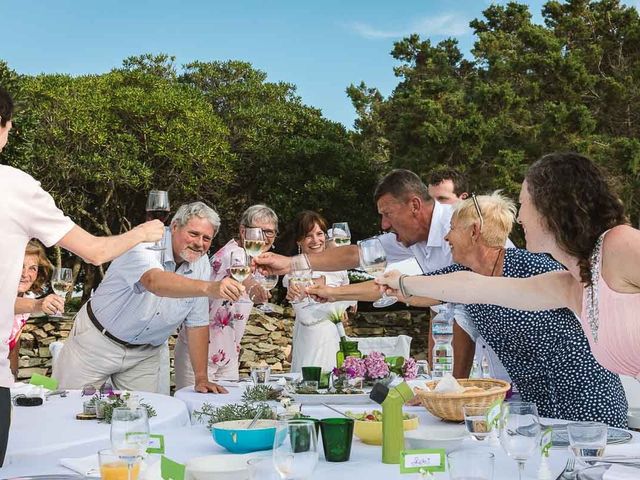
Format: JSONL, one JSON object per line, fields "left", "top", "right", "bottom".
{"left": 404, "top": 424, "right": 467, "bottom": 452}
{"left": 185, "top": 454, "right": 253, "bottom": 480}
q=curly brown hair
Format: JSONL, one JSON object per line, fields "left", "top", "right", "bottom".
{"left": 525, "top": 152, "right": 627, "bottom": 285}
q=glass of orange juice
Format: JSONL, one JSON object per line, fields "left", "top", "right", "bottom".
{"left": 98, "top": 449, "right": 142, "bottom": 480}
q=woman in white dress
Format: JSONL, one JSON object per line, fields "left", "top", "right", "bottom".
{"left": 283, "top": 211, "right": 355, "bottom": 372}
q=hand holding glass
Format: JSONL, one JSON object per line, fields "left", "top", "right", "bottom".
{"left": 50, "top": 267, "right": 72, "bottom": 317}
{"left": 145, "top": 190, "right": 169, "bottom": 251}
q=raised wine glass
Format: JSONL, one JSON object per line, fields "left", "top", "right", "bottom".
{"left": 50, "top": 267, "right": 73, "bottom": 317}
{"left": 289, "top": 255, "right": 313, "bottom": 305}
{"left": 329, "top": 222, "right": 351, "bottom": 247}
{"left": 244, "top": 227, "right": 266, "bottom": 258}
{"left": 358, "top": 237, "right": 397, "bottom": 308}
{"left": 110, "top": 407, "right": 149, "bottom": 480}
{"left": 253, "top": 272, "right": 279, "bottom": 312}
{"left": 145, "top": 190, "right": 169, "bottom": 251}
{"left": 499, "top": 401, "right": 541, "bottom": 480}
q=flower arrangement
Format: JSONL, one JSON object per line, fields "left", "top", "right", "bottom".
{"left": 333, "top": 353, "right": 418, "bottom": 382}
{"left": 88, "top": 391, "right": 157, "bottom": 424}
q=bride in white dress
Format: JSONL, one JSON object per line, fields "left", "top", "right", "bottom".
{"left": 283, "top": 211, "right": 355, "bottom": 373}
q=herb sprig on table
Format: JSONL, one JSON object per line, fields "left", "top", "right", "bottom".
{"left": 193, "top": 401, "right": 276, "bottom": 429}
{"left": 241, "top": 384, "right": 281, "bottom": 403}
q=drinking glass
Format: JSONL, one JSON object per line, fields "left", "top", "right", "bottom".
{"left": 99, "top": 449, "right": 142, "bottom": 480}
{"left": 289, "top": 255, "right": 313, "bottom": 305}
{"left": 273, "top": 419, "right": 319, "bottom": 479}
{"left": 463, "top": 403, "right": 494, "bottom": 442}
{"left": 110, "top": 407, "right": 149, "bottom": 480}
{"left": 319, "top": 418, "right": 354, "bottom": 462}
{"left": 447, "top": 451, "right": 494, "bottom": 480}
{"left": 244, "top": 227, "right": 266, "bottom": 258}
{"left": 499, "top": 402, "right": 541, "bottom": 480}
{"left": 50, "top": 267, "right": 73, "bottom": 317}
{"left": 567, "top": 422, "right": 608, "bottom": 466}
{"left": 253, "top": 271, "right": 279, "bottom": 312}
{"left": 251, "top": 365, "right": 271, "bottom": 385}
{"left": 145, "top": 190, "right": 169, "bottom": 251}
{"left": 358, "top": 237, "right": 397, "bottom": 308}
{"left": 329, "top": 222, "right": 351, "bottom": 246}
{"left": 230, "top": 249, "right": 251, "bottom": 283}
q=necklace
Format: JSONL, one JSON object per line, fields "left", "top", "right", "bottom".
{"left": 490, "top": 248, "right": 504, "bottom": 276}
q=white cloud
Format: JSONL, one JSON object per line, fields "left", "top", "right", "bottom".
{"left": 346, "top": 14, "right": 471, "bottom": 40}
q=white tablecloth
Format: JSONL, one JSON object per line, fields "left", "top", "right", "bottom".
{"left": 3, "top": 386, "right": 639, "bottom": 480}
{"left": 4, "top": 390, "right": 189, "bottom": 466}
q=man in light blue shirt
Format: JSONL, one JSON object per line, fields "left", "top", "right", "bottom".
{"left": 53, "top": 202, "right": 244, "bottom": 394}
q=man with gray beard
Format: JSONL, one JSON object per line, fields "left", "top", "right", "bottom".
{"left": 54, "top": 202, "right": 244, "bottom": 394}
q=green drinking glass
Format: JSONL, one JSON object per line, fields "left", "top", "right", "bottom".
{"left": 301, "top": 366, "right": 322, "bottom": 383}
{"left": 320, "top": 418, "right": 354, "bottom": 462}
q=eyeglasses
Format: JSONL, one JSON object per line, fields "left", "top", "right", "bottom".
{"left": 246, "top": 225, "right": 277, "bottom": 239}
{"left": 471, "top": 193, "right": 484, "bottom": 232}
{"left": 81, "top": 381, "right": 114, "bottom": 397}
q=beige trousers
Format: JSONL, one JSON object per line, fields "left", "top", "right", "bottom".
{"left": 53, "top": 304, "right": 162, "bottom": 393}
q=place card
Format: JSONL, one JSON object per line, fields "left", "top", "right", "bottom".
{"left": 486, "top": 398, "right": 503, "bottom": 429}
{"left": 160, "top": 455, "right": 185, "bottom": 480}
{"left": 147, "top": 434, "right": 166, "bottom": 454}
{"left": 399, "top": 449, "right": 446, "bottom": 474}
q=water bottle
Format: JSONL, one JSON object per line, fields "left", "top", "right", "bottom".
{"left": 481, "top": 345, "right": 491, "bottom": 378}
{"left": 431, "top": 304, "right": 454, "bottom": 379}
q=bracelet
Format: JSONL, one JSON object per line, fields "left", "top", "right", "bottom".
{"left": 398, "top": 274, "right": 414, "bottom": 301}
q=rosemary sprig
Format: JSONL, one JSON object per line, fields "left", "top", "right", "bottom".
{"left": 241, "top": 384, "right": 280, "bottom": 403}
{"left": 193, "top": 401, "right": 276, "bottom": 429}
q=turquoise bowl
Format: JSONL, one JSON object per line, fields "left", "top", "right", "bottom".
{"left": 211, "top": 419, "right": 278, "bottom": 453}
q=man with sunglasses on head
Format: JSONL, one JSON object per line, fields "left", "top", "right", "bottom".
{"left": 0, "top": 86, "right": 164, "bottom": 466}
{"left": 53, "top": 202, "right": 245, "bottom": 395}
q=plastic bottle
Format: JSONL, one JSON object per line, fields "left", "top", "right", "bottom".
{"left": 481, "top": 345, "right": 491, "bottom": 378}
{"left": 470, "top": 358, "right": 481, "bottom": 379}
{"left": 431, "top": 304, "right": 454, "bottom": 379}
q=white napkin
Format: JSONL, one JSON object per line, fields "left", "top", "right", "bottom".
{"left": 60, "top": 454, "right": 100, "bottom": 477}
{"left": 603, "top": 464, "right": 640, "bottom": 479}
{"left": 10, "top": 382, "right": 44, "bottom": 397}
{"left": 604, "top": 443, "right": 640, "bottom": 457}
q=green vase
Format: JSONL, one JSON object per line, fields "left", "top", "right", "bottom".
{"left": 336, "top": 340, "right": 362, "bottom": 368}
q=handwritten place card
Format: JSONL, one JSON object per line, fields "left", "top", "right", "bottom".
{"left": 147, "top": 434, "right": 166, "bottom": 454}
{"left": 399, "top": 449, "right": 446, "bottom": 474}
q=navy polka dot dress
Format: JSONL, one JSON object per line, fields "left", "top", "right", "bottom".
{"left": 431, "top": 248, "right": 628, "bottom": 427}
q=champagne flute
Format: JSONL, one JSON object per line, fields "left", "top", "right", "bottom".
{"left": 358, "top": 237, "right": 397, "bottom": 308}
{"left": 145, "top": 190, "right": 169, "bottom": 251}
{"left": 273, "top": 419, "right": 319, "bottom": 480}
{"left": 244, "top": 227, "right": 266, "bottom": 258}
{"left": 254, "top": 272, "right": 279, "bottom": 312}
{"left": 110, "top": 407, "right": 150, "bottom": 480}
{"left": 329, "top": 222, "right": 351, "bottom": 246}
{"left": 499, "top": 401, "right": 541, "bottom": 480}
{"left": 50, "top": 267, "right": 72, "bottom": 317}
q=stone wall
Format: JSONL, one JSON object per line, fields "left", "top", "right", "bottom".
{"left": 16, "top": 306, "right": 431, "bottom": 384}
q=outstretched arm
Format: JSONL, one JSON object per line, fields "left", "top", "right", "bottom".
{"left": 377, "top": 270, "right": 577, "bottom": 312}
{"left": 254, "top": 245, "right": 360, "bottom": 275}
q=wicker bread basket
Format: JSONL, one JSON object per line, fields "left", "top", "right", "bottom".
{"left": 415, "top": 378, "right": 511, "bottom": 422}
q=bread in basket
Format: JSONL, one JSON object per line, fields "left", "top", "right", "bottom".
{"left": 414, "top": 378, "right": 510, "bottom": 422}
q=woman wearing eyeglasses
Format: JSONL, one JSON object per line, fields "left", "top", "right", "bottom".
{"left": 379, "top": 152, "right": 640, "bottom": 381}
{"left": 391, "top": 192, "right": 627, "bottom": 425}
{"left": 174, "top": 204, "right": 279, "bottom": 389}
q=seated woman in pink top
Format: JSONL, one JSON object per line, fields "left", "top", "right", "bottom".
{"left": 9, "top": 240, "right": 64, "bottom": 379}
{"left": 378, "top": 152, "right": 640, "bottom": 377}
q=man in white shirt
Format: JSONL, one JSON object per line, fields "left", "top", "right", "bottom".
{"left": 0, "top": 86, "right": 164, "bottom": 466}
{"left": 53, "top": 202, "right": 244, "bottom": 394}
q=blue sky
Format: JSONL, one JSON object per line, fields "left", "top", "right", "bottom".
{"left": 0, "top": 0, "right": 616, "bottom": 128}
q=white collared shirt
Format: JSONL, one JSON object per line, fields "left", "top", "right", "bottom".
{"left": 378, "top": 200, "right": 454, "bottom": 273}
{"left": 89, "top": 228, "right": 210, "bottom": 346}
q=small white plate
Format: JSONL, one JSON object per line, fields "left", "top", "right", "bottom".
{"left": 290, "top": 392, "right": 374, "bottom": 405}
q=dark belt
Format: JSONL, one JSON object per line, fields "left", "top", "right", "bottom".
{"left": 86, "top": 301, "right": 148, "bottom": 349}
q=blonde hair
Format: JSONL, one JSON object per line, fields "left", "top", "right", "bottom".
{"left": 452, "top": 191, "right": 517, "bottom": 247}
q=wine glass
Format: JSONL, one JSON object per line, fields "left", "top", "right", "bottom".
{"left": 289, "top": 255, "right": 313, "bottom": 305}
{"left": 230, "top": 249, "right": 252, "bottom": 303}
{"left": 329, "top": 222, "right": 351, "bottom": 247}
{"left": 253, "top": 272, "right": 279, "bottom": 312}
{"left": 499, "top": 401, "right": 541, "bottom": 480}
{"left": 145, "top": 190, "right": 169, "bottom": 251}
{"left": 244, "top": 227, "right": 266, "bottom": 258}
{"left": 50, "top": 267, "right": 73, "bottom": 317}
{"left": 110, "top": 407, "right": 150, "bottom": 480}
{"left": 358, "top": 237, "right": 397, "bottom": 308}
{"left": 273, "top": 419, "right": 319, "bottom": 480}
